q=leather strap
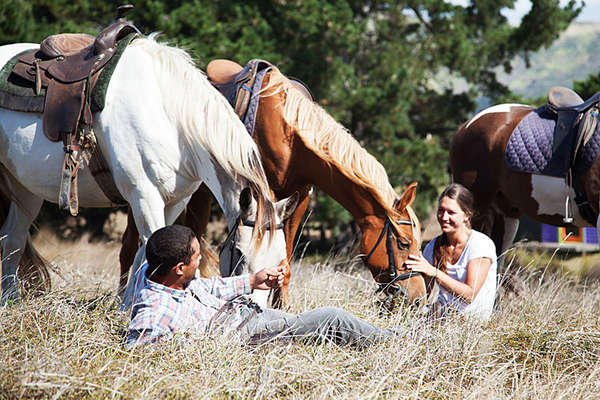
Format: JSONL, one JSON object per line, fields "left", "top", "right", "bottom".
{"left": 81, "top": 129, "right": 127, "bottom": 206}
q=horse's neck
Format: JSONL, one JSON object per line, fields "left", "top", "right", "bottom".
{"left": 302, "top": 157, "right": 387, "bottom": 228}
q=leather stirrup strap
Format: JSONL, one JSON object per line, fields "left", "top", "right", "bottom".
{"left": 59, "top": 143, "right": 82, "bottom": 216}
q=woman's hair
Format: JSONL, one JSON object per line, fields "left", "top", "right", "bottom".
{"left": 432, "top": 183, "right": 475, "bottom": 271}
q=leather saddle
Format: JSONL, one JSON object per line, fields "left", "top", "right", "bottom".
{"left": 207, "top": 59, "right": 313, "bottom": 123}
{"left": 10, "top": 6, "right": 140, "bottom": 143}
{"left": 545, "top": 86, "right": 600, "bottom": 174}
{"left": 5, "top": 5, "right": 140, "bottom": 215}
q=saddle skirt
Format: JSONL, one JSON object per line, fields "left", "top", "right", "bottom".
{"left": 504, "top": 105, "right": 600, "bottom": 177}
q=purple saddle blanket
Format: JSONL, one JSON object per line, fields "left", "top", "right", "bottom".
{"left": 504, "top": 106, "right": 600, "bottom": 176}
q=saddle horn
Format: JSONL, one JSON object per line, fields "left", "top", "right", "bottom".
{"left": 115, "top": 4, "right": 134, "bottom": 21}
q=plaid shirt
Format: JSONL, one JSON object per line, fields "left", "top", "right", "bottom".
{"left": 126, "top": 263, "right": 252, "bottom": 348}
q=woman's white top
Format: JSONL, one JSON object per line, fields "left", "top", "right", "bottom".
{"left": 423, "top": 230, "right": 497, "bottom": 321}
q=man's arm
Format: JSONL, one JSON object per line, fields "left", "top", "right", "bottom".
{"left": 194, "top": 265, "right": 285, "bottom": 299}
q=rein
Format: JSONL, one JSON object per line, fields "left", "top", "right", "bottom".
{"left": 362, "top": 204, "right": 423, "bottom": 299}
{"left": 221, "top": 216, "right": 285, "bottom": 277}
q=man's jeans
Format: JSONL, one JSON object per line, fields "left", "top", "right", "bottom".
{"left": 241, "top": 306, "right": 393, "bottom": 347}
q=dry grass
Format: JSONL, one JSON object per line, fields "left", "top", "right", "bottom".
{"left": 2, "top": 236, "right": 600, "bottom": 399}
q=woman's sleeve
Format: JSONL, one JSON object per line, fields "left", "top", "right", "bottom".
{"left": 468, "top": 233, "right": 497, "bottom": 262}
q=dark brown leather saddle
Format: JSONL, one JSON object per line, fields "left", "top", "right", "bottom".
{"left": 545, "top": 86, "right": 600, "bottom": 224}
{"left": 6, "top": 5, "right": 140, "bottom": 215}
{"left": 12, "top": 9, "right": 139, "bottom": 143}
{"left": 207, "top": 59, "right": 313, "bottom": 124}
{"left": 546, "top": 86, "right": 600, "bottom": 174}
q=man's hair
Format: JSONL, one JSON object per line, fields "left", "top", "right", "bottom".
{"left": 146, "top": 225, "right": 196, "bottom": 277}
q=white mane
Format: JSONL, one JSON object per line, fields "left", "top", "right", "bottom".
{"left": 129, "top": 35, "right": 270, "bottom": 196}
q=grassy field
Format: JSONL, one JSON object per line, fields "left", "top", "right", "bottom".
{"left": 2, "top": 234, "right": 600, "bottom": 399}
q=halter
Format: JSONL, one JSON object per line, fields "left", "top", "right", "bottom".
{"left": 220, "top": 216, "right": 285, "bottom": 277}
{"left": 363, "top": 201, "right": 423, "bottom": 300}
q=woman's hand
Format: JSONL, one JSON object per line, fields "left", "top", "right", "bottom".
{"left": 405, "top": 252, "right": 438, "bottom": 277}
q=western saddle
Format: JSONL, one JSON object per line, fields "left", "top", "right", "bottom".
{"left": 207, "top": 59, "right": 313, "bottom": 126}
{"left": 7, "top": 5, "right": 140, "bottom": 215}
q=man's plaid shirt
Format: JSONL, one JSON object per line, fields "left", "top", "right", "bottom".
{"left": 126, "top": 264, "right": 252, "bottom": 348}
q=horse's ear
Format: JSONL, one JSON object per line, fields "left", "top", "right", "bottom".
{"left": 395, "top": 182, "right": 418, "bottom": 211}
{"left": 275, "top": 192, "right": 299, "bottom": 221}
{"left": 239, "top": 187, "right": 252, "bottom": 213}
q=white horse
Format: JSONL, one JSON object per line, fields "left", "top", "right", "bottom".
{"left": 0, "top": 36, "right": 282, "bottom": 307}
{"left": 130, "top": 188, "right": 298, "bottom": 309}
{"left": 228, "top": 188, "right": 298, "bottom": 307}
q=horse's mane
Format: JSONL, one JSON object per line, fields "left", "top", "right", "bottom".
{"left": 262, "top": 69, "right": 407, "bottom": 228}
{"left": 128, "top": 35, "right": 275, "bottom": 241}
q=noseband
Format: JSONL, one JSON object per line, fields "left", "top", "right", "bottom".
{"left": 220, "top": 216, "right": 285, "bottom": 276}
{"left": 363, "top": 209, "right": 423, "bottom": 299}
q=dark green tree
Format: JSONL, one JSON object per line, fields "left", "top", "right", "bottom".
{"left": 574, "top": 71, "right": 600, "bottom": 100}
{"left": 0, "top": 0, "right": 582, "bottom": 244}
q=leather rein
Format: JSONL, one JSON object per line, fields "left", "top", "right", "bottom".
{"left": 363, "top": 207, "right": 423, "bottom": 299}
{"left": 221, "top": 216, "right": 285, "bottom": 276}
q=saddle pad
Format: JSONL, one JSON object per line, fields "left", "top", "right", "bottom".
{"left": 504, "top": 105, "right": 600, "bottom": 176}
{"left": 243, "top": 67, "right": 270, "bottom": 135}
{"left": 0, "top": 32, "right": 137, "bottom": 114}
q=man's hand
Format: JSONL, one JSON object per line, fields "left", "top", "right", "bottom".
{"left": 249, "top": 264, "right": 286, "bottom": 290}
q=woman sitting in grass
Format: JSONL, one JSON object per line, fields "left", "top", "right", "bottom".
{"left": 406, "top": 183, "right": 497, "bottom": 320}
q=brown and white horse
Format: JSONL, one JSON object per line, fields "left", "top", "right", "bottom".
{"left": 120, "top": 63, "right": 426, "bottom": 308}
{"left": 450, "top": 103, "right": 599, "bottom": 269}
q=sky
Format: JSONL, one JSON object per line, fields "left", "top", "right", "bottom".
{"left": 450, "top": 0, "right": 600, "bottom": 25}
{"left": 503, "top": 0, "right": 600, "bottom": 24}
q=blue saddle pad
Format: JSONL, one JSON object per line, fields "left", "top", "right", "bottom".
{"left": 504, "top": 106, "right": 600, "bottom": 176}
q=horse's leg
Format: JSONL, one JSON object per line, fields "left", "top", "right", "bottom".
{"left": 183, "top": 183, "right": 212, "bottom": 236}
{"left": 271, "top": 186, "right": 311, "bottom": 309}
{"left": 0, "top": 184, "right": 50, "bottom": 296}
{"left": 0, "top": 184, "right": 43, "bottom": 304}
{"left": 495, "top": 215, "right": 522, "bottom": 297}
{"left": 183, "top": 185, "right": 218, "bottom": 278}
{"left": 118, "top": 208, "right": 139, "bottom": 299}
{"left": 119, "top": 190, "right": 167, "bottom": 311}
{"left": 498, "top": 216, "right": 519, "bottom": 273}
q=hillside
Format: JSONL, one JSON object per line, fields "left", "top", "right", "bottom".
{"left": 498, "top": 22, "right": 600, "bottom": 98}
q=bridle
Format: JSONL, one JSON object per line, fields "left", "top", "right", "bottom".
{"left": 363, "top": 202, "right": 423, "bottom": 300}
{"left": 220, "top": 216, "right": 285, "bottom": 277}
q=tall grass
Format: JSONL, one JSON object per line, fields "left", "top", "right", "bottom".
{"left": 1, "top": 237, "right": 600, "bottom": 399}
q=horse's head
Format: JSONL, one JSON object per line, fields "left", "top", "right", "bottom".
{"left": 360, "top": 182, "right": 427, "bottom": 307}
{"left": 219, "top": 188, "right": 298, "bottom": 307}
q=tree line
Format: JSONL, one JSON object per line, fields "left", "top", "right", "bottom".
{"left": 2, "top": 0, "right": 594, "bottom": 246}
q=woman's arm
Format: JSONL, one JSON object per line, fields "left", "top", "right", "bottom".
{"left": 406, "top": 254, "right": 491, "bottom": 303}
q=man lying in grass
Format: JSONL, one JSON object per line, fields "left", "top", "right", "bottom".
{"left": 126, "top": 225, "right": 394, "bottom": 349}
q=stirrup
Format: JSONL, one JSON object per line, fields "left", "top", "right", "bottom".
{"left": 563, "top": 170, "right": 574, "bottom": 224}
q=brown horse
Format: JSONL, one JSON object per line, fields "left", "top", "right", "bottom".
{"left": 450, "top": 102, "right": 600, "bottom": 269}
{"left": 119, "top": 61, "right": 426, "bottom": 307}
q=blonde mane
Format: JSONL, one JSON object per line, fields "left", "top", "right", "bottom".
{"left": 262, "top": 69, "right": 406, "bottom": 226}
{"left": 128, "top": 35, "right": 275, "bottom": 239}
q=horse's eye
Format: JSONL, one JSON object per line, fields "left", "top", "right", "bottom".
{"left": 397, "top": 239, "right": 410, "bottom": 250}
